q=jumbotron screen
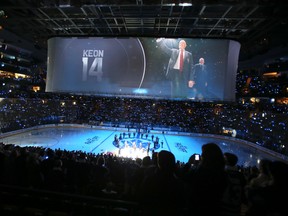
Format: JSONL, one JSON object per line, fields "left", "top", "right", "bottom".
{"left": 46, "top": 37, "right": 240, "bottom": 102}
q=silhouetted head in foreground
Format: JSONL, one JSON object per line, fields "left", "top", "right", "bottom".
{"left": 200, "top": 142, "right": 225, "bottom": 170}
{"left": 157, "top": 150, "right": 176, "bottom": 172}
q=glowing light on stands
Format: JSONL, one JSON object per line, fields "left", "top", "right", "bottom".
{"left": 263, "top": 72, "right": 278, "bottom": 77}
{"left": 15, "top": 73, "right": 27, "bottom": 79}
{"left": 32, "top": 86, "right": 40, "bottom": 92}
{"left": 231, "top": 129, "right": 237, "bottom": 137}
{"left": 222, "top": 127, "right": 237, "bottom": 137}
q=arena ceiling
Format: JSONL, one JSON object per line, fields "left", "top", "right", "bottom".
{"left": 0, "top": 0, "right": 288, "bottom": 63}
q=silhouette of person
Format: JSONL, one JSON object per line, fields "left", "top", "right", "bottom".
{"left": 183, "top": 143, "right": 227, "bottom": 216}
{"left": 221, "top": 152, "right": 247, "bottom": 216}
{"left": 137, "top": 150, "right": 186, "bottom": 216}
{"left": 245, "top": 160, "right": 288, "bottom": 216}
{"left": 189, "top": 57, "right": 209, "bottom": 100}
{"left": 156, "top": 38, "right": 193, "bottom": 98}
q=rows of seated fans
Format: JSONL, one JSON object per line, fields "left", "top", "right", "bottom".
{"left": 0, "top": 93, "right": 287, "bottom": 156}
{"left": 1, "top": 142, "right": 288, "bottom": 216}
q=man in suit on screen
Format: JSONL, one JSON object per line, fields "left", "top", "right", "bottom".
{"left": 189, "top": 57, "right": 209, "bottom": 100}
{"left": 156, "top": 38, "right": 193, "bottom": 98}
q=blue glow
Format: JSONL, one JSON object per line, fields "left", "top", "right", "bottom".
{"left": 133, "top": 88, "right": 148, "bottom": 94}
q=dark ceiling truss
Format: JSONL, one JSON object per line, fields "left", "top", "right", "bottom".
{"left": 0, "top": 0, "right": 287, "bottom": 61}
{"left": 32, "top": 6, "right": 261, "bottom": 36}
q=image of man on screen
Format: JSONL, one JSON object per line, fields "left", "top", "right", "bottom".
{"left": 156, "top": 38, "right": 193, "bottom": 98}
{"left": 188, "top": 57, "right": 209, "bottom": 100}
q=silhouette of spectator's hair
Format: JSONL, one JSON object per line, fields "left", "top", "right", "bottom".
{"left": 258, "top": 159, "right": 272, "bottom": 176}
{"left": 97, "top": 156, "right": 105, "bottom": 166}
{"left": 157, "top": 150, "right": 176, "bottom": 172}
{"left": 201, "top": 143, "right": 225, "bottom": 169}
{"left": 142, "top": 156, "right": 151, "bottom": 167}
{"left": 269, "top": 160, "right": 288, "bottom": 186}
{"left": 224, "top": 152, "right": 238, "bottom": 166}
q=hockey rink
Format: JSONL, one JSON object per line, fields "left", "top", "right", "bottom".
{"left": 0, "top": 125, "right": 285, "bottom": 167}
